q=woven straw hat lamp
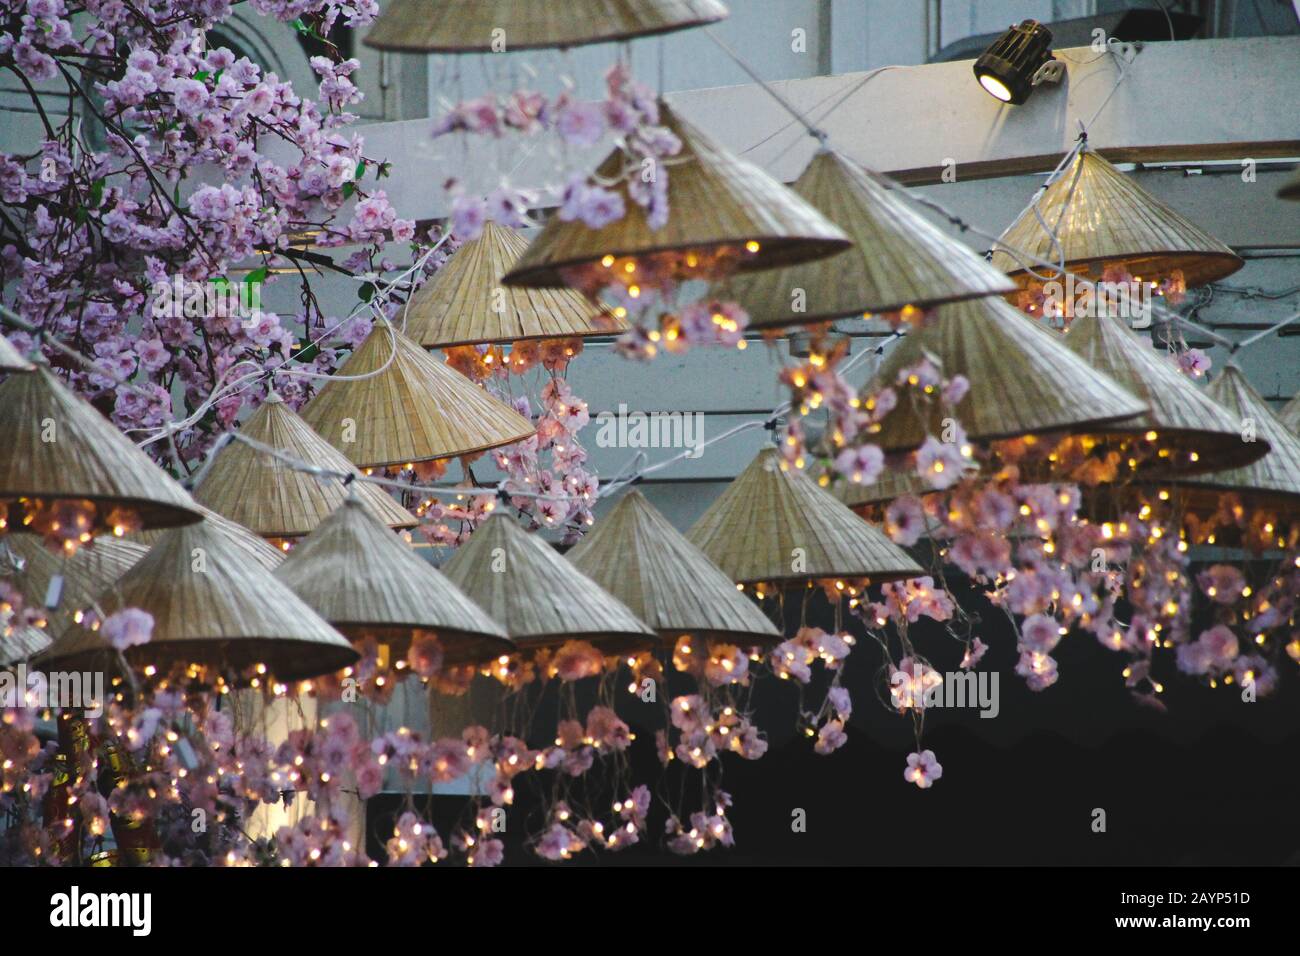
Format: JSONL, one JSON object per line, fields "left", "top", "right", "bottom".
{"left": 714, "top": 150, "right": 1015, "bottom": 331}
{"left": 0, "top": 333, "right": 34, "bottom": 373}
{"left": 194, "top": 392, "right": 416, "bottom": 540}
{"left": 404, "top": 222, "right": 625, "bottom": 348}
{"left": 1166, "top": 364, "right": 1300, "bottom": 520}
{"left": 0, "top": 535, "right": 147, "bottom": 665}
{"left": 503, "top": 101, "right": 851, "bottom": 292}
{"left": 364, "top": 0, "right": 729, "bottom": 53}
{"left": 441, "top": 512, "right": 655, "bottom": 655}
{"left": 686, "top": 445, "right": 923, "bottom": 588}
{"left": 2, "top": 534, "right": 147, "bottom": 634}
{"left": 862, "top": 295, "right": 1146, "bottom": 453}
{"left": 37, "top": 514, "right": 357, "bottom": 682}
{"left": 1061, "top": 313, "right": 1269, "bottom": 476}
{"left": 274, "top": 497, "right": 514, "bottom": 665}
{"left": 0, "top": 362, "right": 202, "bottom": 541}
{"left": 1280, "top": 393, "right": 1300, "bottom": 435}
{"left": 300, "top": 320, "right": 534, "bottom": 469}
{"left": 568, "top": 489, "right": 780, "bottom": 646}
{"left": 990, "top": 148, "right": 1243, "bottom": 289}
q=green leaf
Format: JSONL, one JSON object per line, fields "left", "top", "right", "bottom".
{"left": 194, "top": 70, "right": 210, "bottom": 83}
{"left": 342, "top": 182, "right": 356, "bottom": 199}
{"left": 357, "top": 282, "right": 376, "bottom": 302}
{"left": 355, "top": 161, "right": 367, "bottom": 181}
{"left": 244, "top": 266, "right": 269, "bottom": 287}
{"left": 89, "top": 178, "right": 106, "bottom": 209}
{"left": 209, "top": 275, "right": 231, "bottom": 289}
{"left": 376, "top": 162, "right": 392, "bottom": 180}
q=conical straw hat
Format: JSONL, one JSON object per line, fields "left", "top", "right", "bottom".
{"left": 863, "top": 296, "right": 1146, "bottom": 451}
{"left": 0, "top": 333, "right": 33, "bottom": 373}
{"left": 194, "top": 393, "right": 416, "bottom": 538}
{"left": 503, "top": 100, "right": 851, "bottom": 289}
{"left": 686, "top": 446, "right": 924, "bottom": 587}
{"left": 0, "top": 624, "right": 52, "bottom": 667}
{"left": 0, "top": 364, "right": 202, "bottom": 532}
{"left": 274, "top": 498, "right": 514, "bottom": 665}
{"left": 714, "top": 150, "right": 1015, "bottom": 330}
{"left": 990, "top": 149, "right": 1242, "bottom": 288}
{"left": 568, "top": 489, "right": 780, "bottom": 646}
{"left": 1280, "top": 393, "right": 1300, "bottom": 435}
{"left": 1062, "top": 313, "right": 1268, "bottom": 474}
{"left": 834, "top": 468, "right": 929, "bottom": 513}
{"left": 405, "top": 222, "right": 626, "bottom": 348}
{"left": 36, "top": 517, "right": 357, "bottom": 681}
{"left": 440, "top": 512, "right": 655, "bottom": 654}
{"left": 2, "top": 534, "right": 147, "bottom": 636}
{"left": 1169, "top": 364, "right": 1300, "bottom": 509}
{"left": 125, "top": 503, "right": 288, "bottom": 564}
{"left": 364, "top": 0, "right": 729, "bottom": 53}
{"left": 299, "top": 320, "right": 534, "bottom": 469}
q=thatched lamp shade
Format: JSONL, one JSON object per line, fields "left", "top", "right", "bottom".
{"left": 713, "top": 150, "right": 1015, "bottom": 330}
{"left": 0, "top": 333, "right": 33, "bottom": 373}
{"left": 990, "top": 149, "right": 1243, "bottom": 289}
{"left": 686, "top": 446, "right": 923, "bottom": 588}
{"left": 1280, "top": 393, "right": 1300, "bottom": 435}
{"left": 440, "top": 512, "right": 655, "bottom": 655}
{"left": 0, "top": 364, "right": 203, "bottom": 538}
{"left": 1061, "top": 314, "right": 1268, "bottom": 476}
{"left": 194, "top": 393, "right": 416, "bottom": 539}
{"left": 0, "top": 625, "right": 52, "bottom": 668}
{"left": 862, "top": 296, "right": 1146, "bottom": 452}
{"left": 299, "top": 320, "right": 534, "bottom": 469}
{"left": 502, "top": 101, "right": 851, "bottom": 292}
{"left": 3, "top": 535, "right": 147, "bottom": 637}
{"left": 364, "top": 0, "right": 728, "bottom": 53}
{"left": 567, "top": 489, "right": 780, "bottom": 646}
{"left": 274, "top": 498, "right": 514, "bottom": 665}
{"left": 36, "top": 517, "right": 357, "bottom": 682}
{"left": 834, "top": 468, "right": 930, "bottom": 514}
{"left": 1168, "top": 364, "right": 1300, "bottom": 511}
{"left": 405, "top": 222, "right": 625, "bottom": 348}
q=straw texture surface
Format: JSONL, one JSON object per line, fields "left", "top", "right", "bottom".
{"left": 194, "top": 393, "right": 416, "bottom": 538}
{"left": 1280, "top": 393, "right": 1300, "bottom": 435}
{"left": 504, "top": 101, "right": 851, "bottom": 288}
{"left": 405, "top": 222, "right": 626, "bottom": 347}
{"left": 0, "top": 364, "right": 202, "bottom": 530}
{"left": 1171, "top": 365, "right": 1300, "bottom": 507}
{"left": 440, "top": 513, "right": 655, "bottom": 654}
{"left": 364, "top": 0, "right": 728, "bottom": 52}
{"left": 1062, "top": 313, "right": 1268, "bottom": 473}
{"left": 717, "top": 151, "right": 1015, "bottom": 329}
{"left": 274, "top": 498, "right": 513, "bottom": 664}
{"left": 990, "top": 150, "right": 1242, "bottom": 288}
{"left": 37, "top": 516, "right": 356, "bottom": 681}
{"left": 0, "top": 333, "right": 33, "bottom": 372}
{"left": 300, "top": 320, "right": 534, "bottom": 468}
{"left": 0, "top": 625, "right": 51, "bottom": 667}
{"left": 835, "top": 468, "right": 930, "bottom": 512}
{"left": 864, "top": 296, "right": 1146, "bottom": 451}
{"left": 3, "top": 534, "right": 147, "bottom": 635}
{"left": 686, "top": 446, "right": 924, "bottom": 586}
{"left": 567, "top": 490, "right": 780, "bottom": 645}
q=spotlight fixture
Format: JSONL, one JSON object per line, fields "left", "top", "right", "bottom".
{"left": 973, "top": 20, "right": 1062, "bottom": 105}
